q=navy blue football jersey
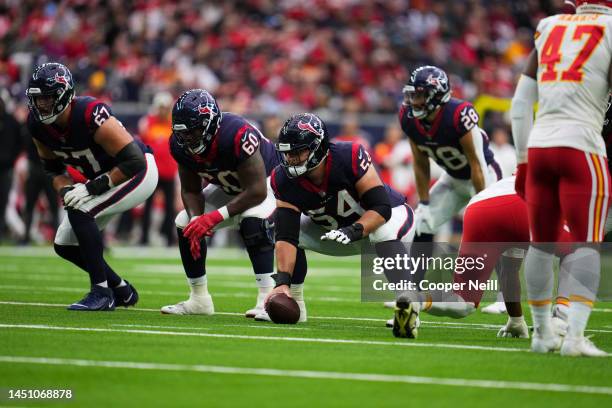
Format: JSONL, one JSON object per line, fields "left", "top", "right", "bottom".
{"left": 399, "top": 98, "right": 496, "bottom": 180}
{"left": 271, "top": 142, "right": 406, "bottom": 230}
{"left": 27, "top": 96, "right": 149, "bottom": 180}
{"left": 170, "top": 112, "right": 280, "bottom": 195}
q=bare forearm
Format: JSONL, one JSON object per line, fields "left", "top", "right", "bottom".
{"left": 226, "top": 189, "right": 266, "bottom": 218}
{"left": 356, "top": 210, "right": 386, "bottom": 236}
{"left": 414, "top": 164, "right": 430, "bottom": 201}
{"left": 470, "top": 162, "right": 486, "bottom": 193}
{"left": 181, "top": 190, "right": 205, "bottom": 218}
{"left": 52, "top": 175, "right": 73, "bottom": 193}
{"left": 276, "top": 241, "right": 297, "bottom": 275}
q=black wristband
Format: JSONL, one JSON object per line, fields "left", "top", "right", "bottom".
{"left": 86, "top": 174, "right": 112, "bottom": 195}
{"left": 59, "top": 185, "right": 73, "bottom": 199}
{"left": 346, "top": 223, "right": 364, "bottom": 241}
{"left": 272, "top": 271, "right": 292, "bottom": 288}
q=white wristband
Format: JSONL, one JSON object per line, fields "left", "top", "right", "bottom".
{"left": 218, "top": 206, "right": 230, "bottom": 220}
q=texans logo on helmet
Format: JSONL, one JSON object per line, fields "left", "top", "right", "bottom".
{"left": 54, "top": 73, "right": 68, "bottom": 86}
{"left": 297, "top": 120, "right": 323, "bottom": 137}
{"left": 198, "top": 105, "right": 212, "bottom": 115}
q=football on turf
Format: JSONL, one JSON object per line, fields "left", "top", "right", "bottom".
{"left": 265, "top": 293, "right": 300, "bottom": 324}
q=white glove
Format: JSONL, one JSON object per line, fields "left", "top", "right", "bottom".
{"left": 63, "top": 183, "right": 94, "bottom": 209}
{"left": 414, "top": 203, "right": 434, "bottom": 235}
{"left": 320, "top": 224, "right": 363, "bottom": 245}
{"left": 497, "top": 317, "right": 529, "bottom": 339}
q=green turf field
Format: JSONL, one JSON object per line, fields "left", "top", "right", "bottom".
{"left": 0, "top": 246, "right": 610, "bottom": 407}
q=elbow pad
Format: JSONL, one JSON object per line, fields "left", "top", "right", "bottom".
{"left": 361, "top": 185, "right": 392, "bottom": 222}
{"left": 275, "top": 207, "right": 301, "bottom": 247}
{"left": 116, "top": 141, "right": 146, "bottom": 178}
{"left": 41, "top": 158, "right": 66, "bottom": 179}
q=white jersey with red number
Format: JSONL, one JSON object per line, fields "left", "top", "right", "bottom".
{"left": 467, "top": 176, "right": 516, "bottom": 206}
{"left": 529, "top": 13, "right": 612, "bottom": 155}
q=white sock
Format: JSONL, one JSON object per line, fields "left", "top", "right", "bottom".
{"left": 530, "top": 305, "right": 553, "bottom": 337}
{"left": 188, "top": 276, "right": 208, "bottom": 298}
{"left": 96, "top": 281, "right": 108, "bottom": 288}
{"left": 567, "top": 301, "right": 592, "bottom": 338}
{"left": 290, "top": 284, "right": 304, "bottom": 301}
{"left": 115, "top": 280, "right": 127, "bottom": 288}
{"left": 255, "top": 272, "right": 274, "bottom": 289}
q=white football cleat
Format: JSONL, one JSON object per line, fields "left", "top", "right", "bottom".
{"left": 245, "top": 291, "right": 270, "bottom": 318}
{"left": 551, "top": 316, "right": 569, "bottom": 337}
{"left": 560, "top": 336, "right": 608, "bottom": 357}
{"left": 160, "top": 294, "right": 214, "bottom": 315}
{"left": 531, "top": 330, "right": 562, "bottom": 353}
{"left": 481, "top": 301, "right": 507, "bottom": 315}
{"left": 383, "top": 301, "right": 396, "bottom": 309}
{"left": 497, "top": 318, "right": 529, "bottom": 339}
{"left": 254, "top": 311, "right": 272, "bottom": 322}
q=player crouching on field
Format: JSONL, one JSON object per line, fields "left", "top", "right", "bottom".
{"left": 161, "top": 90, "right": 279, "bottom": 319}
{"left": 265, "top": 113, "right": 421, "bottom": 338}
{"left": 26, "top": 62, "right": 158, "bottom": 311}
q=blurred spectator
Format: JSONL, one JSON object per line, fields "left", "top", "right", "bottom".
{"left": 489, "top": 127, "right": 517, "bottom": 177}
{"left": 0, "top": 1, "right": 551, "bottom": 115}
{"left": 333, "top": 115, "right": 372, "bottom": 152}
{"left": 373, "top": 123, "right": 415, "bottom": 203}
{"left": 261, "top": 114, "right": 283, "bottom": 143}
{"left": 0, "top": 93, "right": 24, "bottom": 241}
{"left": 20, "top": 138, "right": 59, "bottom": 245}
{"left": 138, "top": 91, "right": 176, "bottom": 246}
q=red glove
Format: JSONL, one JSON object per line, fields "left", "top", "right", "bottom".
{"left": 183, "top": 210, "right": 225, "bottom": 259}
{"left": 515, "top": 163, "right": 527, "bottom": 201}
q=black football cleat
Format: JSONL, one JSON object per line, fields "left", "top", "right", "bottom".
{"left": 67, "top": 286, "right": 115, "bottom": 311}
{"left": 112, "top": 281, "right": 139, "bottom": 308}
{"left": 392, "top": 295, "right": 419, "bottom": 339}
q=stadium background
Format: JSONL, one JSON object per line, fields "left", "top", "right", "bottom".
{"left": 0, "top": 0, "right": 565, "bottom": 246}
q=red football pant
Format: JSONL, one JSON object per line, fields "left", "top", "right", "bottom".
{"left": 526, "top": 147, "right": 610, "bottom": 243}
{"left": 454, "top": 194, "right": 529, "bottom": 304}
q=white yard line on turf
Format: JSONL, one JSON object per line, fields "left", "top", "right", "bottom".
{"left": 0, "top": 355, "right": 610, "bottom": 395}
{"left": 1, "top": 301, "right": 611, "bottom": 334}
{"left": 111, "top": 323, "right": 309, "bottom": 331}
{"left": 0, "top": 323, "right": 532, "bottom": 353}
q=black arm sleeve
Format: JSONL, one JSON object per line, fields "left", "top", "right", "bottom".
{"left": 41, "top": 157, "right": 67, "bottom": 180}
{"left": 116, "top": 141, "right": 146, "bottom": 178}
{"left": 275, "top": 207, "right": 301, "bottom": 247}
{"left": 360, "top": 185, "right": 392, "bottom": 222}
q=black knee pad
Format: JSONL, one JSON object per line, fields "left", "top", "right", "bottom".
{"left": 239, "top": 217, "right": 274, "bottom": 253}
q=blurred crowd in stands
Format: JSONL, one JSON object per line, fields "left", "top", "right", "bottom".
{"left": 0, "top": 0, "right": 564, "bottom": 245}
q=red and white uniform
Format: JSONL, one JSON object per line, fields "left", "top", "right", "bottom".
{"left": 527, "top": 12, "right": 612, "bottom": 243}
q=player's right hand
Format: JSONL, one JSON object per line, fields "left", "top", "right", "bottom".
{"left": 414, "top": 202, "right": 434, "bottom": 235}
{"left": 63, "top": 183, "right": 94, "bottom": 209}
{"left": 264, "top": 285, "right": 292, "bottom": 308}
{"left": 515, "top": 163, "right": 527, "bottom": 201}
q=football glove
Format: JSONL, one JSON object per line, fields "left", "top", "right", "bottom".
{"left": 63, "top": 183, "right": 94, "bottom": 210}
{"left": 320, "top": 223, "right": 364, "bottom": 245}
{"left": 497, "top": 316, "right": 529, "bottom": 339}
{"left": 183, "top": 210, "right": 225, "bottom": 259}
{"left": 414, "top": 202, "right": 434, "bottom": 235}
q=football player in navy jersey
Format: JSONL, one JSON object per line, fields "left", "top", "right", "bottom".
{"left": 399, "top": 65, "right": 502, "bottom": 284}
{"left": 161, "top": 89, "right": 279, "bottom": 320}
{"left": 26, "top": 62, "right": 158, "bottom": 311}
{"left": 267, "top": 113, "right": 420, "bottom": 338}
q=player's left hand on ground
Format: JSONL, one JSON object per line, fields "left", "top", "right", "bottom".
{"left": 320, "top": 223, "right": 364, "bottom": 244}
{"left": 183, "top": 211, "right": 225, "bottom": 259}
{"left": 63, "top": 183, "right": 94, "bottom": 209}
{"left": 497, "top": 317, "right": 529, "bottom": 339}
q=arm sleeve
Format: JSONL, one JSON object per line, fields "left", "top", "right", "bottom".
{"left": 351, "top": 143, "right": 372, "bottom": 180}
{"left": 87, "top": 102, "right": 113, "bottom": 132}
{"left": 235, "top": 126, "right": 261, "bottom": 164}
{"left": 510, "top": 75, "right": 538, "bottom": 163}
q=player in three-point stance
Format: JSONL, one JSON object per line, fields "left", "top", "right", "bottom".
{"left": 26, "top": 62, "right": 158, "bottom": 311}
{"left": 162, "top": 89, "right": 280, "bottom": 320}
{"left": 267, "top": 113, "right": 420, "bottom": 338}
